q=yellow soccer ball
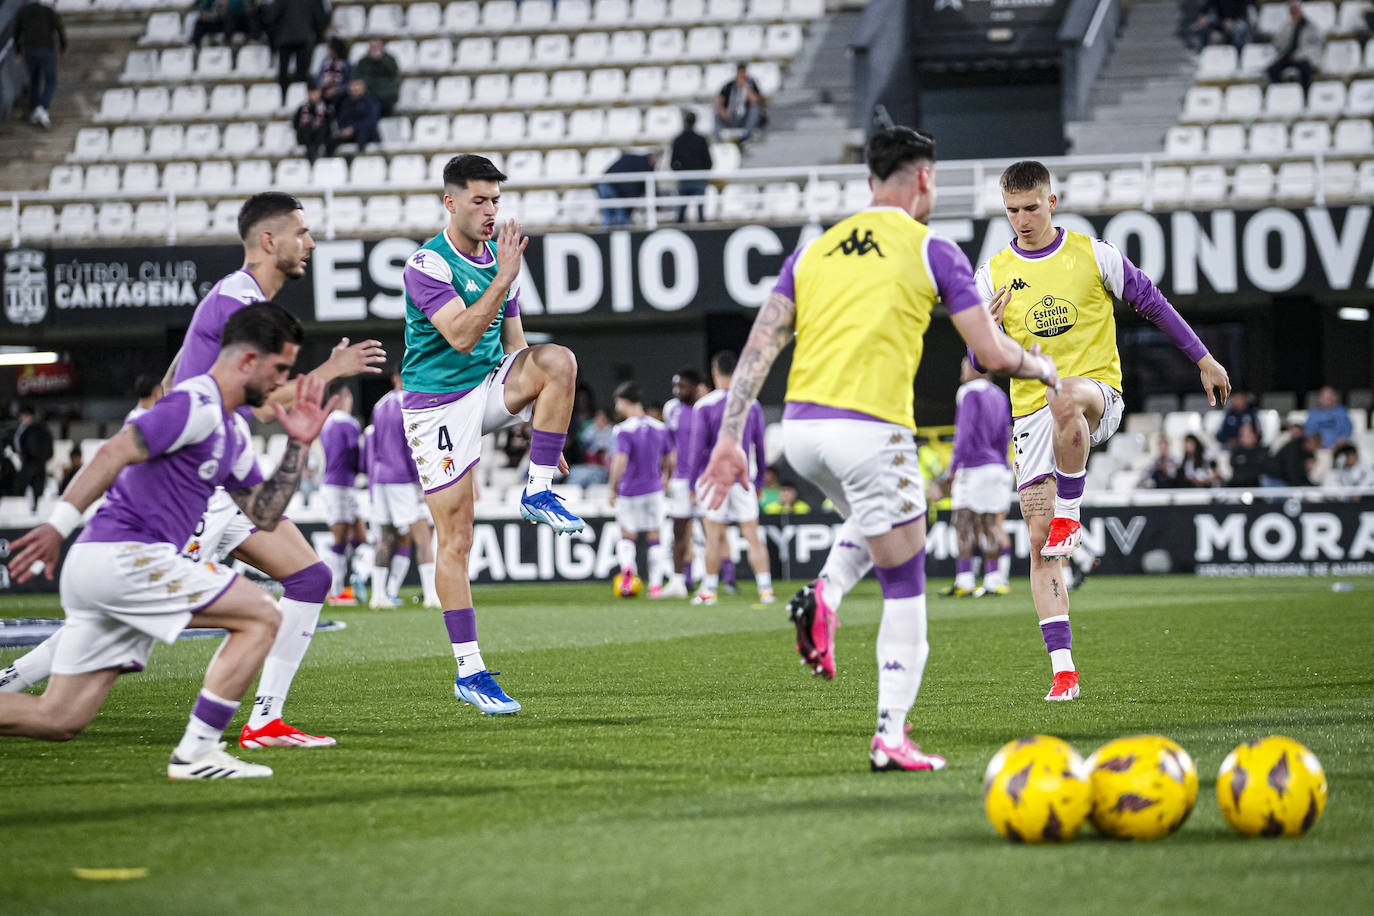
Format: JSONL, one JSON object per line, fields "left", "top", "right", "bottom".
{"left": 1217, "top": 736, "right": 1327, "bottom": 838}
{"left": 1086, "top": 735, "right": 1197, "bottom": 840}
{"left": 612, "top": 572, "right": 643, "bottom": 598}
{"left": 984, "top": 735, "right": 1092, "bottom": 844}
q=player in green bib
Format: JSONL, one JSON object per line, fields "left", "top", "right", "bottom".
{"left": 401, "top": 154, "right": 582, "bottom": 716}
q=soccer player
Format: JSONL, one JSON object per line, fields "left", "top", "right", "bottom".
{"left": 607, "top": 381, "right": 673, "bottom": 598}
{"left": 0, "top": 195, "right": 386, "bottom": 747}
{"left": 126, "top": 374, "right": 164, "bottom": 422}
{"left": 661, "top": 367, "right": 703, "bottom": 597}
{"left": 696, "top": 126, "right": 1058, "bottom": 772}
{"left": 940, "top": 357, "right": 1013, "bottom": 597}
{"left": 400, "top": 154, "right": 582, "bottom": 716}
{"left": 976, "top": 160, "right": 1230, "bottom": 701}
{"left": 319, "top": 384, "right": 367, "bottom": 605}
{"left": 0, "top": 304, "right": 335, "bottom": 778}
{"left": 369, "top": 366, "right": 440, "bottom": 608}
{"left": 687, "top": 350, "right": 773, "bottom": 606}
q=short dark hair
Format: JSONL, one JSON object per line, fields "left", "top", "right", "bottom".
{"left": 614, "top": 381, "right": 643, "bottom": 405}
{"left": 674, "top": 367, "right": 702, "bottom": 386}
{"left": 238, "top": 192, "right": 303, "bottom": 243}
{"left": 865, "top": 126, "right": 936, "bottom": 182}
{"left": 1334, "top": 442, "right": 1359, "bottom": 461}
{"left": 220, "top": 302, "right": 304, "bottom": 355}
{"left": 133, "top": 373, "right": 160, "bottom": 399}
{"left": 17, "top": 403, "right": 35, "bottom": 416}
{"left": 682, "top": 109, "right": 697, "bottom": 129}
{"left": 712, "top": 350, "right": 738, "bottom": 376}
{"left": 1000, "top": 160, "right": 1053, "bottom": 194}
{"left": 328, "top": 36, "right": 348, "bottom": 59}
{"left": 443, "top": 154, "right": 508, "bottom": 190}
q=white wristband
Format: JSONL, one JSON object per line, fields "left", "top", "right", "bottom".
{"left": 47, "top": 501, "right": 83, "bottom": 539}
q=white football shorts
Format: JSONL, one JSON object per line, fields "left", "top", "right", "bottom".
{"left": 701, "top": 482, "right": 760, "bottom": 524}
{"left": 951, "top": 463, "right": 1014, "bottom": 515}
{"left": 371, "top": 482, "right": 424, "bottom": 534}
{"left": 182, "top": 487, "right": 256, "bottom": 564}
{"left": 1013, "top": 379, "right": 1123, "bottom": 490}
{"left": 666, "top": 477, "right": 695, "bottom": 519}
{"left": 402, "top": 349, "right": 533, "bottom": 495}
{"left": 53, "top": 541, "right": 238, "bottom": 675}
{"left": 615, "top": 491, "right": 665, "bottom": 536}
{"left": 321, "top": 483, "right": 361, "bottom": 526}
{"left": 783, "top": 418, "right": 926, "bottom": 538}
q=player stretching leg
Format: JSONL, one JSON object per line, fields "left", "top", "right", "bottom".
{"left": 698, "top": 127, "right": 1058, "bottom": 770}
{"left": 975, "top": 161, "right": 1230, "bottom": 701}
{"left": 0, "top": 196, "right": 385, "bottom": 752}
{"left": 608, "top": 382, "right": 673, "bottom": 597}
{"left": 1, "top": 305, "right": 333, "bottom": 778}
{"left": 662, "top": 368, "right": 703, "bottom": 597}
{"left": 688, "top": 351, "right": 773, "bottom": 606}
{"left": 370, "top": 367, "right": 441, "bottom": 608}
{"left": 319, "top": 384, "right": 368, "bottom": 605}
{"left": 940, "top": 358, "right": 1014, "bottom": 597}
{"left": 401, "top": 155, "right": 582, "bottom": 716}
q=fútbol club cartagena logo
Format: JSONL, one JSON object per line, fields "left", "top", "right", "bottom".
{"left": 3, "top": 249, "right": 48, "bottom": 326}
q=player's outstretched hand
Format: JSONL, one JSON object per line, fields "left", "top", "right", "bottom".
{"left": 1198, "top": 353, "right": 1231, "bottom": 407}
{"left": 496, "top": 219, "right": 529, "bottom": 282}
{"left": 1030, "top": 343, "right": 1061, "bottom": 394}
{"left": 274, "top": 373, "right": 339, "bottom": 444}
{"left": 696, "top": 438, "right": 749, "bottom": 511}
{"left": 5, "top": 524, "right": 61, "bottom": 583}
{"left": 327, "top": 337, "right": 388, "bottom": 378}
{"left": 986, "top": 284, "right": 1010, "bottom": 326}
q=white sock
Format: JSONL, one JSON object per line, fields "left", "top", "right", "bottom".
{"left": 1054, "top": 467, "right": 1086, "bottom": 522}
{"left": 248, "top": 597, "right": 320, "bottom": 728}
{"left": 1050, "top": 648, "right": 1075, "bottom": 673}
{"left": 325, "top": 548, "right": 347, "bottom": 594}
{"left": 755, "top": 571, "right": 772, "bottom": 593}
{"left": 527, "top": 463, "right": 557, "bottom": 493}
{"left": 702, "top": 573, "right": 719, "bottom": 595}
{"left": 668, "top": 571, "right": 686, "bottom": 590}
{"left": 388, "top": 553, "right": 411, "bottom": 599}
{"left": 453, "top": 641, "right": 486, "bottom": 678}
{"left": 0, "top": 632, "right": 57, "bottom": 692}
{"left": 419, "top": 562, "right": 438, "bottom": 605}
{"left": 174, "top": 689, "right": 238, "bottom": 760}
{"left": 647, "top": 541, "right": 667, "bottom": 588}
{"left": 616, "top": 538, "right": 637, "bottom": 575}
{"left": 875, "top": 594, "right": 930, "bottom": 742}
{"left": 818, "top": 516, "right": 872, "bottom": 613}
{"left": 371, "top": 567, "right": 389, "bottom": 603}
{"left": 955, "top": 569, "right": 976, "bottom": 591}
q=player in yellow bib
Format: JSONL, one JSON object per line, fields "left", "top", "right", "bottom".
{"left": 696, "top": 128, "right": 1060, "bottom": 772}
{"left": 973, "top": 161, "right": 1231, "bottom": 701}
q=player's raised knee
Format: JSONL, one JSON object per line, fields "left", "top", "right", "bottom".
{"left": 532, "top": 343, "right": 577, "bottom": 386}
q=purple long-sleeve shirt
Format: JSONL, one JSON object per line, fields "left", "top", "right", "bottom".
{"left": 949, "top": 378, "right": 1011, "bottom": 472}
{"left": 612, "top": 415, "right": 672, "bottom": 498}
{"left": 369, "top": 389, "right": 420, "bottom": 484}
{"left": 319, "top": 411, "right": 361, "bottom": 486}
{"left": 663, "top": 398, "right": 696, "bottom": 481}
{"left": 687, "top": 389, "right": 766, "bottom": 492}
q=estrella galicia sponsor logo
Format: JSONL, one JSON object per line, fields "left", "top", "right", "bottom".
{"left": 1025, "top": 295, "right": 1077, "bottom": 338}
{"left": 826, "top": 229, "right": 884, "bottom": 257}
{"left": 1009, "top": 277, "right": 1030, "bottom": 291}
{"left": 3, "top": 249, "right": 48, "bottom": 325}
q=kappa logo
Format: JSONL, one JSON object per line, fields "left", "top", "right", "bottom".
{"left": 1009, "top": 278, "right": 1030, "bottom": 291}
{"left": 465, "top": 279, "right": 481, "bottom": 293}
{"left": 826, "top": 228, "right": 884, "bottom": 258}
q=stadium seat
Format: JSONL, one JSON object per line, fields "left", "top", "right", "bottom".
{"left": 48, "top": 165, "right": 82, "bottom": 195}
{"left": 363, "top": 195, "right": 405, "bottom": 232}
{"left": 170, "top": 84, "right": 206, "bottom": 118}
{"left": 327, "top": 197, "right": 364, "bottom": 234}
{"left": 223, "top": 122, "right": 260, "bottom": 157}
{"left": 606, "top": 107, "right": 644, "bottom": 140}
{"left": 1257, "top": 1, "right": 1290, "bottom": 36}
{"left": 275, "top": 157, "right": 311, "bottom": 188}
{"left": 388, "top": 154, "right": 426, "bottom": 185}
{"left": 261, "top": 121, "right": 295, "bottom": 155}
{"left": 1290, "top": 120, "right": 1332, "bottom": 152}
{"left": 413, "top": 114, "right": 451, "bottom": 149}
{"left": 452, "top": 113, "right": 489, "bottom": 146}
{"left": 727, "top": 24, "right": 763, "bottom": 58}
{"left": 528, "top": 110, "right": 566, "bottom": 143}
{"left": 1222, "top": 83, "right": 1262, "bottom": 121}
{"left": 142, "top": 10, "right": 183, "bottom": 44}
{"left": 634, "top": 0, "right": 670, "bottom": 24}
{"left": 1105, "top": 168, "right": 1145, "bottom": 208}
{"left": 235, "top": 159, "right": 272, "bottom": 190}
{"left": 1248, "top": 121, "right": 1288, "bottom": 154}
{"left": 84, "top": 164, "right": 120, "bottom": 194}
{"left": 312, "top": 158, "right": 349, "bottom": 189}
{"left": 417, "top": 37, "right": 453, "bottom": 71}
{"left": 1264, "top": 82, "right": 1305, "bottom": 119}
{"left": 583, "top": 146, "right": 620, "bottom": 175}
{"left": 1346, "top": 78, "right": 1374, "bottom": 115}
{"left": 398, "top": 77, "right": 434, "bottom": 111}
{"left": 712, "top": 141, "right": 743, "bottom": 173}
{"left": 123, "top": 48, "right": 158, "bottom": 81}
{"left": 98, "top": 88, "right": 135, "bottom": 121}
{"left": 573, "top": 32, "right": 611, "bottom": 64}
{"left": 148, "top": 123, "right": 184, "bottom": 158}
{"left": 160, "top": 46, "right": 195, "bottom": 81}
{"left": 644, "top": 105, "right": 681, "bottom": 140}
{"left": 1307, "top": 81, "right": 1347, "bottom": 117}
{"left": 1333, "top": 117, "right": 1374, "bottom": 151}
{"left": 1197, "top": 45, "right": 1238, "bottom": 80}
{"left": 557, "top": 0, "right": 592, "bottom": 25}
{"left": 1276, "top": 161, "right": 1317, "bottom": 199}
{"left": 804, "top": 179, "right": 842, "bottom": 218}
{"left": 710, "top": 0, "right": 745, "bottom": 19}
{"left": 522, "top": 189, "right": 561, "bottom": 226}
{"left": 456, "top": 37, "right": 494, "bottom": 69}
{"left": 1182, "top": 86, "right": 1222, "bottom": 122}
{"left": 1187, "top": 165, "right": 1227, "bottom": 203}
{"left": 535, "top": 34, "right": 571, "bottom": 66}
{"left": 183, "top": 124, "right": 220, "bottom": 158}
{"left": 1320, "top": 160, "right": 1359, "bottom": 199}
{"left": 1205, "top": 123, "right": 1245, "bottom": 155}
{"left": 471, "top": 73, "right": 510, "bottom": 107}
{"left": 544, "top": 148, "right": 583, "bottom": 180}
{"left": 1231, "top": 162, "right": 1274, "bottom": 200}
{"left": 367, "top": 4, "right": 404, "bottom": 34}
{"left": 505, "top": 150, "right": 543, "bottom": 181}
{"left": 511, "top": 72, "right": 549, "bottom": 105}
{"left": 610, "top": 30, "right": 648, "bottom": 62}
{"left": 200, "top": 161, "right": 234, "bottom": 191}
{"left": 560, "top": 188, "right": 601, "bottom": 225}
{"left": 235, "top": 44, "right": 272, "bottom": 78}
{"left": 162, "top": 161, "right": 197, "bottom": 192}
{"left": 651, "top": 27, "right": 687, "bottom": 59}
{"left": 1337, "top": 0, "right": 1372, "bottom": 33}
{"left": 788, "top": 0, "right": 823, "bottom": 16}
{"left": 489, "top": 111, "right": 528, "bottom": 146}
{"left": 443, "top": 1, "right": 479, "bottom": 31}
{"left": 209, "top": 199, "right": 241, "bottom": 236}
{"left": 627, "top": 66, "right": 666, "bottom": 100}
{"left": 1239, "top": 41, "right": 1276, "bottom": 75}
{"left": 519, "top": 0, "right": 555, "bottom": 27}
{"left": 670, "top": 0, "right": 705, "bottom": 22}
{"left": 496, "top": 35, "right": 533, "bottom": 68}
{"left": 1163, "top": 125, "right": 1204, "bottom": 156}
{"left": 58, "top": 203, "right": 97, "bottom": 239}
{"left": 404, "top": 194, "right": 444, "bottom": 231}
{"left": 20, "top": 205, "right": 56, "bottom": 241}
{"left": 1366, "top": 36, "right": 1374, "bottom": 70}
{"left": 196, "top": 45, "right": 232, "bottom": 79}
{"left": 588, "top": 68, "right": 627, "bottom": 100}
{"left": 765, "top": 23, "right": 803, "bottom": 56}
{"left": 718, "top": 182, "right": 757, "bottom": 220}
{"left": 482, "top": 0, "right": 518, "bottom": 30}
{"left": 244, "top": 82, "right": 283, "bottom": 117}
{"left": 349, "top": 156, "right": 388, "bottom": 186}
{"left": 406, "top": 2, "right": 443, "bottom": 33}
{"left": 1064, "top": 170, "right": 1105, "bottom": 210}
{"left": 594, "top": 0, "right": 630, "bottom": 26}
{"left": 110, "top": 125, "right": 146, "bottom": 159}
{"left": 666, "top": 64, "right": 703, "bottom": 97}
{"left": 1321, "top": 39, "right": 1362, "bottom": 76}
{"left": 433, "top": 75, "right": 472, "bottom": 108}
{"left": 762, "top": 181, "right": 801, "bottom": 219}
{"left": 332, "top": 4, "right": 365, "bottom": 36}
{"left": 134, "top": 86, "right": 170, "bottom": 120}
{"left": 209, "top": 83, "right": 244, "bottom": 118}
{"left": 752, "top": 60, "right": 782, "bottom": 93}
{"left": 550, "top": 70, "right": 589, "bottom": 102}
{"left": 748, "top": 0, "right": 784, "bottom": 19}
{"left": 133, "top": 201, "right": 168, "bottom": 237}
{"left": 122, "top": 162, "right": 158, "bottom": 193}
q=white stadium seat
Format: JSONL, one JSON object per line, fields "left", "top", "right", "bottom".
{"left": 788, "top": 0, "right": 823, "bottom": 16}
{"left": 142, "top": 11, "right": 183, "bottom": 44}
{"left": 594, "top": 0, "right": 630, "bottom": 26}
{"left": 413, "top": 114, "right": 451, "bottom": 148}
{"left": 583, "top": 146, "right": 620, "bottom": 175}
{"left": 1205, "top": 123, "right": 1245, "bottom": 156}
{"left": 236, "top": 160, "right": 272, "bottom": 190}
{"left": 1347, "top": 79, "right": 1374, "bottom": 115}
{"left": 1276, "top": 162, "right": 1317, "bottom": 199}
{"left": 275, "top": 158, "right": 311, "bottom": 188}
{"left": 1222, "top": 83, "right": 1262, "bottom": 121}
{"left": 1149, "top": 165, "right": 1187, "bottom": 206}
{"left": 389, "top": 154, "right": 427, "bottom": 185}
{"left": 48, "top": 165, "right": 82, "bottom": 194}
{"left": 472, "top": 73, "right": 510, "bottom": 107}
{"left": 558, "top": 0, "right": 592, "bottom": 26}
{"left": 122, "top": 162, "right": 158, "bottom": 193}
{"left": 417, "top": 38, "right": 453, "bottom": 71}
{"left": 1257, "top": 2, "right": 1290, "bottom": 35}
{"left": 588, "top": 68, "right": 627, "bottom": 100}
{"left": 710, "top": 0, "right": 745, "bottom": 19}
{"left": 573, "top": 32, "right": 611, "bottom": 64}
{"left": 97, "top": 203, "right": 134, "bottom": 239}
{"left": 148, "top": 123, "right": 185, "bottom": 158}
{"left": 505, "top": 150, "right": 543, "bottom": 181}
{"left": 1239, "top": 42, "right": 1276, "bottom": 75}
{"left": 160, "top": 47, "right": 195, "bottom": 81}
{"left": 1187, "top": 165, "right": 1227, "bottom": 203}
{"left": 135, "top": 86, "right": 170, "bottom": 119}
{"left": 312, "top": 158, "right": 349, "bottom": 189}
{"left": 162, "top": 160, "right": 197, "bottom": 192}
{"left": 610, "top": 30, "right": 648, "bottom": 62}
{"left": 666, "top": 64, "right": 703, "bottom": 96}
{"left": 1290, "top": 120, "right": 1332, "bottom": 152}
{"left": 1333, "top": 117, "right": 1374, "bottom": 151}
{"left": 98, "top": 88, "right": 134, "bottom": 121}
{"left": 534, "top": 34, "right": 571, "bottom": 66}
{"left": 726, "top": 24, "right": 763, "bottom": 58}
{"left": 1232, "top": 162, "right": 1274, "bottom": 200}
{"left": 405, "top": 194, "right": 445, "bottom": 231}
{"left": 434, "top": 75, "right": 472, "bottom": 108}
{"left": 748, "top": 0, "right": 784, "bottom": 19}
{"left": 805, "top": 179, "right": 842, "bottom": 217}
{"left": 1336, "top": 0, "right": 1372, "bottom": 33}
{"left": 1321, "top": 39, "right": 1362, "bottom": 76}
{"left": 671, "top": 0, "right": 706, "bottom": 22}
{"left": 1164, "top": 125, "right": 1203, "bottom": 156}
{"left": 489, "top": 112, "right": 528, "bottom": 146}
{"left": 568, "top": 109, "right": 607, "bottom": 142}
{"left": 765, "top": 23, "right": 803, "bottom": 56}
{"left": 1197, "top": 45, "right": 1237, "bottom": 80}
{"left": 544, "top": 148, "right": 583, "bottom": 180}
{"left": 1105, "top": 168, "right": 1145, "bottom": 208}
{"left": 196, "top": 46, "right": 232, "bottom": 78}
{"left": 1321, "top": 160, "right": 1359, "bottom": 199}
{"left": 245, "top": 82, "right": 284, "bottom": 117}
{"left": 482, "top": 0, "right": 518, "bottom": 30}
{"left": 550, "top": 70, "right": 588, "bottom": 102}
{"left": 235, "top": 44, "right": 272, "bottom": 78}
{"left": 763, "top": 181, "right": 801, "bottom": 219}
{"left": 363, "top": 196, "right": 405, "bottom": 232}
{"left": 71, "top": 127, "right": 109, "bottom": 161}
{"left": 633, "top": 0, "right": 670, "bottom": 25}
{"left": 182, "top": 124, "right": 220, "bottom": 158}
{"left": 520, "top": 0, "right": 555, "bottom": 27}
{"left": 261, "top": 121, "right": 295, "bottom": 155}
{"left": 522, "top": 189, "right": 561, "bottom": 226}
{"left": 627, "top": 66, "right": 666, "bottom": 100}
{"left": 332, "top": 4, "right": 365, "bottom": 36}
{"left": 110, "top": 125, "right": 146, "bottom": 159}
{"left": 1248, "top": 121, "right": 1288, "bottom": 155}
{"left": 496, "top": 35, "right": 532, "bottom": 68}
{"left": 406, "top": 2, "right": 443, "bottom": 33}
{"left": 561, "top": 188, "right": 601, "bottom": 225}
{"left": 20, "top": 205, "right": 57, "bottom": 240}
{"left": 511, "top": 72, "right": 549, "bottom": 105}
{"left": 1265, "top": 82, "right": 1305, "bottom": 119}
{"left": 1305, "top": 2, "right": 1339, "bottom": 33}
{"left": 170, "top": 84, "right": 206, "bottom": 118}
{"left": 222, "top": 122, "right": 260, "bottom": 157}
{"left": 651, "top": 27, "right": 687, "bottom": 59}
{"left": 174, "top": 200, "right": 210, "bottom": 237}
{"left": 444, "top": 1, "right": 479, "bottom": 31}
{"left": 133, "top": 201, "right": 168, "bottom": 237}
{"left": 606, "top": 107, "right": 644, "bottom": 140}
{"left": 1182, "top": 86, "right": 1222, "bottom": 122}
{"left": 367, "top": 4, "right": 404, "bottom": 34}
{"left": 199, "top": 161, "right": 234, "bottom": 191}
{"left": 84, "top": 164, "right": 120, "bottom": 194}
{"left": 1307, "top": 81, "right": 1347, "bottom": 117}
{"left": 398, "top": 77, "right": 434, "bottom": 111}
{"left": 644, "top": 105, "right": 681, "bottom": 140}
{"left": 453, "top": 113, "right": 489, "bottom": 146}
{"left": 1064, "top": 170, "right": 1105, "bottom": 210}
{"left": 210, "top": 200, "right": 242, "bottom": 236}
{"left": 528, "top": 110, "right": 566, "bottom": 143}
{"left": 456, "top": 37, "right": 494, "bottom": 69}
{"left": 711, "top": 141, "right": 742, "bottom": 173}
{"left": 350, "top": 156, "right": 389, "bottom": 186}
{"left": 329, "top": 197, "right": 364, "bottom": 232}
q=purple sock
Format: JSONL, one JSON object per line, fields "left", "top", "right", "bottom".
{"left": 1055, "top": 470, "right": 1086, "bottom": 501}
{"left": 443, "top": 607, "right": 478, "bottom": 644}
{"left": 956, "top": 558, "right": 973, "bottom": 576}
{"left": 683, "top": 563, "right": 694, "bottom": 589}
{"left": 330, "top": 543, "right": 345, "bottom": 556}
{"left": 1040, "top": 618, "right": 1073, "bottom": 654}
{"left": 280, "top": 561, "right": 330, "bottom": 603}
{"left": 530, "top": 429, "right": 565, "bottom": 468}
{"left": 874, "top": 550, "right": 926, "bottom": 599}
{"left": 191, "top": 690, "right": 237, "bottom": 732}
{"left": 396, "top": 545, "right": 411, "bottom": 558}
{"left": 721, "top": 558, "right": 736, "bottom": 585}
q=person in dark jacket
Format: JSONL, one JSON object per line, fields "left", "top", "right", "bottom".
{"left": 1225, "top": 423, "right": 1268, "bottom": 487}
{"left": 1264, "top": 422, "right": 1316, "bottom": 487}
{"left": 14, "top": 1, "right": 67, "bottom": 129}
{"left": 1192, "top": 0, "right": 1254, "bottom": 51}
{"left": 294, "top": 82, "right": 331, "bottom": 162}
{"left": 316, "top": 36, "right": 351, "bottom": 109}
{"left": 328, "top": 79, "right": 381, "bottom": 154}
{"left": 596, "top": 150, "right": 660, "bottom": 227}
{"left": 11, "top": 405, "right": 53, "bottom": 510}
{"left": 265, "top": 0, "right": 327, "bottom": 93}
{"left": 353, "top": 38, "right": 401, "bottom": 116}
{"left": 713, "top": 62, "right": 764, "bottom": 143}
{"left": 670, "top": 110, "right": 712, "bottom": 223}
{"left": 1217, "top": 390, "right": 1261, "bottom": 450}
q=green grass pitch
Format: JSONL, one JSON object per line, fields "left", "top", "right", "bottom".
{"left": 3, "top": 575, "right": 1372, "bottom": 915}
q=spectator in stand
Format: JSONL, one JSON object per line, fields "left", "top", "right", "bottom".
{"left": 11, "top": 404, "right": 53, "bottom": 510}
{"left": 294, "top": 81, "right": 332, "bottom": 162}
{"left": 1192, "top": 0, "right": 1254, "bottom": 51}
{"left": 15, "top": 0, "right": 67, "bottom": 130}
{"left": 58, "top": 447, "right": 83, "bottom": 492}
{"left": 1305, "top": 385, "right": 1352, "bottom": 448}
{"left": 1176, "top": 433, "right": 1221, "bottom": 487}
{"left": 265, "top": 0, "right": 327, "bottom": 95}
{"left": 317, "top": 36, "right": 351, "bottom": 109}
{"left": 1146, "top": 435, "right": 1178, "bottom": 488}
{"left": 1325, "top": 443, "right": 1374, "bottom": 488}
{"left": 1218, "top": 389, "right": 1261, "bottom": 450}
{"left": 713, "top": 62, "right": 765, "bottom": 144}
{"left": 354, "top": 38, "right": 401, "bottom": 117}
{"left": 1225, "top": 423, "right": 1268, "bottom": 487}
{"left": 565, "top": 409, "right": 615, "bottom": 486}
{"left": 1266, "top": 0, "right": 1324, "bottom": 94}
{"left": 223, "top": 0, "right": 259, "bottom": 44}
{"left": 329, "top": 79, "right": 381, "bottom": 155}
{"left": 1265, "top": 422, "right": 1316, "bottom": 486}
{"left": 670, "top": 110, "right": 712, "bottom": 223}
{"left": 762, "top": 479, "right": 811, "bottom": 515}
{"left": 596, "top": 149, "right": 660, "bottom": 228}
{"left": 190, "top": 0, "right": 226, "bottom": 50}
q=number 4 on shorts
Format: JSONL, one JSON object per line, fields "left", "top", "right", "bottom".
{"left": 438, "top": 426, "right": 452, "bottom": 451}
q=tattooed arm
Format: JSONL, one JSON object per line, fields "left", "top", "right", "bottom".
{"left": 229, "top": 439, "right": 307, "bottom": 531}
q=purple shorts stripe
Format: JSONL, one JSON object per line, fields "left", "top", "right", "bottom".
{"left": 443, "top": 607, "right": 478, "bottom": 644}
{"left": 874, "top": 549, "right": 926, "bottom": 599}
{"left": 401, "top": 388, "right": 475, "bottom": 410}
{"left": 782, "top": 401, "right": 890, "bottom": 424}
{"left": 1017, "top": 471, "right": 1053, "bottom": 492}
